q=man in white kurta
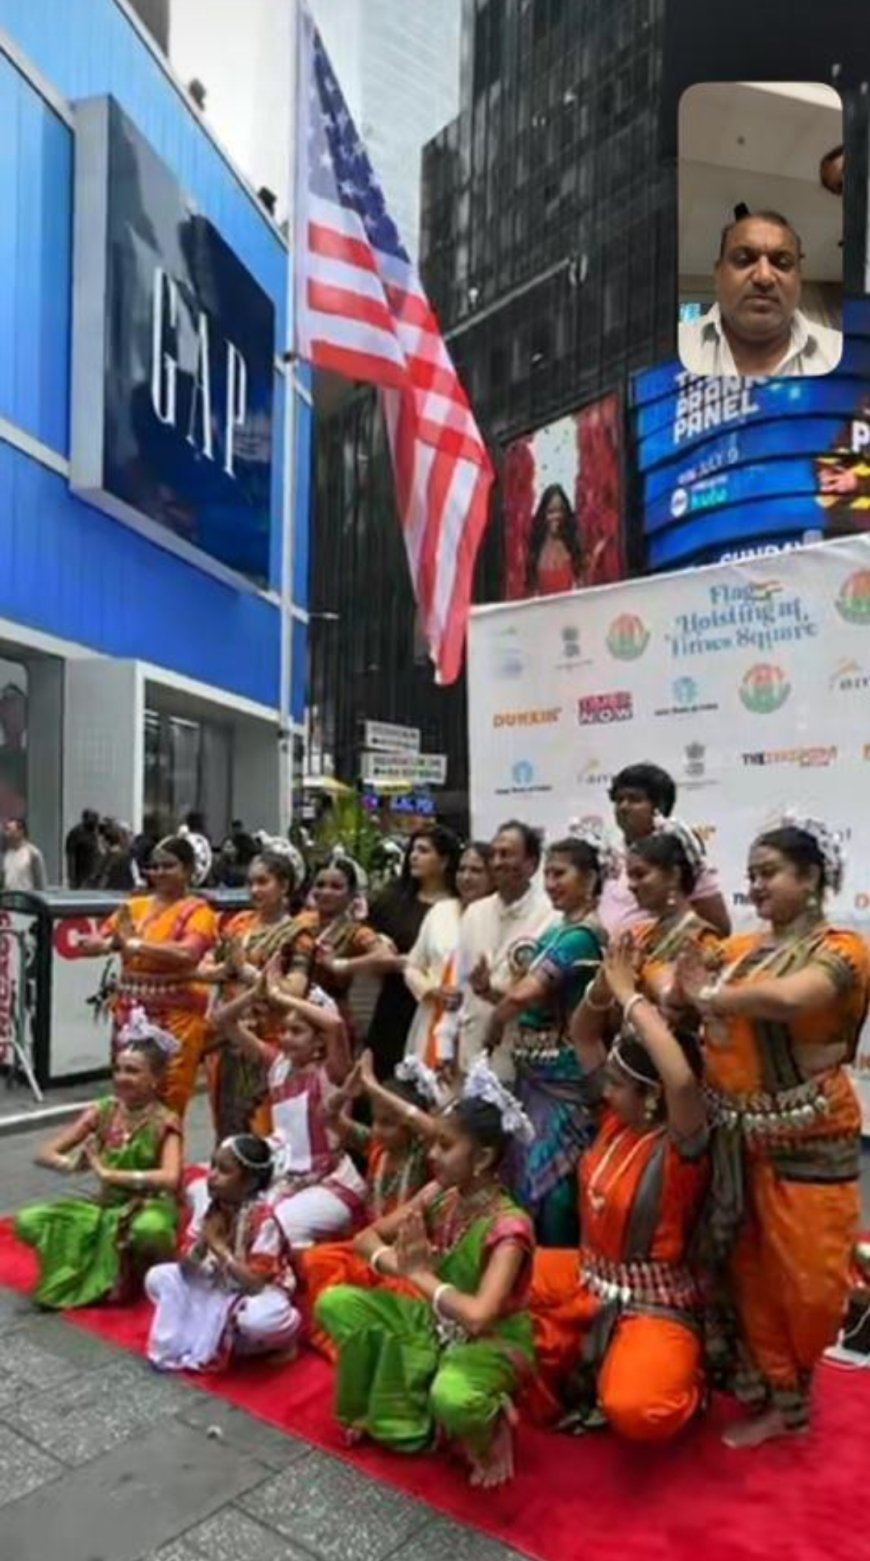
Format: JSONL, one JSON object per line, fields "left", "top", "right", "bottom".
{"left": 456, "top": 822, "right": 558, "bottom": 1080}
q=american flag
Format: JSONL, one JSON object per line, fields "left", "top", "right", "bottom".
{"left": 294, "top": 7, "right": 494, "bottom": 685}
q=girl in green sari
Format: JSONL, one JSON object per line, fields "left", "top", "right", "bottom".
{"left": 16, "top": 1011, "right": 182, "bottom": 1309}
{"left": 315, "top": 1058, "right": 536, "bottom": 1489}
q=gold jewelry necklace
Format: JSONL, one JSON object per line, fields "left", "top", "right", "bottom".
{"left": 587, "top": 1126, "right": 664, "bottom": 1215}
{"left": 117, "top": 1101, "right": 156, "bottom": 1145}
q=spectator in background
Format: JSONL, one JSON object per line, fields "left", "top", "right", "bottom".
{"left": 94, "top": 820, "right": 137, "bottom": 892}
{"left": 132, "top": 813, "right": 161, "bottom": 884}
{"left": 2, "top": 817, "right": 47, "bottom": 892}
{"left": 65, "top": 808, "right": 102, "bottom": 888}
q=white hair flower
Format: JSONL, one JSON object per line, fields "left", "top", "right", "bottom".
{"left": 764, "top": 811, "right": 845, "bottom": 894}
{"left": 394, "top": 1055, "right": 441, "bottom": 1106}
{"left": 566, "top": 820, "right": 621, "bottom": 881}
{"left": 118, "top": 1005, "right": 180, "bottom": 1057}
{"left": 652, "top": 815, "right": 707, "bottom": 876}
{"left": 462, "top": 1056, "right": 535, "bottom": 1146}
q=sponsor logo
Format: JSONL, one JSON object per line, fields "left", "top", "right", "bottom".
{"left": 555, "top": 625, "right": 592, "bottom": 672}
{"left": 683, "top": 741, "right": 706, "bottom": 779}
{"left": 578, "top": 691, "right": 634, "bottom": 726}
{"left": 577, "top": 757, "right": 612, "bottom": 787}
{"left": 654, "top": 675, "right": 719, "bottom": 718}
{"left": 494, "top": 759, "right": 553, "bottom": 798}
{"left": 492, "top": 707, "right": 561, "bottom": 729}
{"left": 738, "top": 663, "right": 791, "bottom": 714}
{"left": 829, "top": 657, "right": 870, "bottom": 692}
{"left": 491, "top": 630, "right": 527, "bottom": 679}
{"left": 606, "top": 613, "right": 650, "bottom": 661}
{"left": 741, "top": 746, "right": 838, "bottom": 768}
{"left": 836, "top": 570, "right": 870, "bottom": 626}
{"left": 670, "top": 486, "right": 689, "bottom": 519}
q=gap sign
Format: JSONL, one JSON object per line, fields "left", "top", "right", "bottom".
{"left": 70, "top": 97, "right": 275, "bottom": 587}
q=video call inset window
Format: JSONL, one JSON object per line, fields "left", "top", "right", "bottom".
{"left": 678, "top": 82, "right": 843, "bottom": 378}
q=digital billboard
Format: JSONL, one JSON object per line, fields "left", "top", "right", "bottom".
{"left": 502, "top": 393, "right": 625, "bottom": 600}
{"left": 630, "top": 297, "right": 870, "bottom": 568}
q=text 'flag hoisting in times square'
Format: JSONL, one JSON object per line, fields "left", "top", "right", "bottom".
{"left": 293, "top": 4, "right": 494, "bottom": 684}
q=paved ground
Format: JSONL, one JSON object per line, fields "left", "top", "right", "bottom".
{"left": 0, "top": 1097, "right": 523, "bottom": 1561}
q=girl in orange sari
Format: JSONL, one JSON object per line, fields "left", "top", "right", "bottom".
{"left": 575, "top": 821, "right": 718, "bottom": 1055}
{"left": 80, "top": 835, "right": 217, "bottom": 1119}
{"left": 529, "top": 937, "right": 709, "bottom": 1441}
{"left": 678, "top": 815, "right": 870, "bottom": 1447}
{"left": 201, "top": 851, "right": 314, "bottom": 1140}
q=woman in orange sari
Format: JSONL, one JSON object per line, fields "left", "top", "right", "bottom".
{"left": 677, "top": 815, "right": 869, "bottom": 1447}
{"left": 80, "top": 835, "right": 217, "bottom": 1119}
{"left": 201, "top": 850, "right": 314, "bottom": 1140}
{"left": 529, "top": 936, "right": 709, "bottom": 1440}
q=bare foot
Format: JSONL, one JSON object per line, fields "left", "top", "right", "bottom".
{"left": 723, "top": 1408, "right": 807, "bottom": 1449}
{"left": 467, "top": 1403, "right": 518, "bottom": 1489}
{"left": 343, "top": 1424, "right": 367, "bottom": 1447}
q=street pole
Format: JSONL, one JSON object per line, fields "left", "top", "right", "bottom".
{"left": 278, "top": 0, "right": 302, "bottom": 835}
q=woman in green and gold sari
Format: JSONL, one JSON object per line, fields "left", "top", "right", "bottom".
{"left": 316, "top": 1058, "right": 536, "bottom": 1489}
{"left": 16, "top": 1013, "right": 182, "bottom": 1309}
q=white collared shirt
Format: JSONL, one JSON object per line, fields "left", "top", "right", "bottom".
{"left": 456, "top": 885, "right": 558, "bottom": 1078}
{"left": 679, "top": 303, "right": 842, "bottom": 377}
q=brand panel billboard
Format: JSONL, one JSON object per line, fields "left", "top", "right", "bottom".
{"left": 631, "top": 297, "right": 870, "bottom": 569}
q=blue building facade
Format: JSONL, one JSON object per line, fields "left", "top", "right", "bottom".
{"left": 0, "top": 0, "right": 309, "bottom": 875}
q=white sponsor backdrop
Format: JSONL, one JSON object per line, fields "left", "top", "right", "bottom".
{"left": 468, "top": 535, "right": 870, "bottom": 1129}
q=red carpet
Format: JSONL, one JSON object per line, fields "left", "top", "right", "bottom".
{"left": 2, "top": 1218, "right": 868, "bottom": 1561}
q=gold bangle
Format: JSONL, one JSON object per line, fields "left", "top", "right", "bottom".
{"left": 369, "top": 1245, "right": 391, "bottom": 1276}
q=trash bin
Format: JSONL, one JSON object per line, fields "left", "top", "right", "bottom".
{"left": 0, "top": 888, "right": 249, "bottom": 1093}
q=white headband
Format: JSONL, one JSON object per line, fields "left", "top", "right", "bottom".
{"left": 394, "top": 1055, "right": 441, "bottom": 1105}
{"left": 760, "top": 811, "right": 845, "bottom": 893}
{"left": 565, "top": 820, "right": 621, "bottom": 881}
{"left": 118, "top": 1005, "right": 180, "bottom": 1058}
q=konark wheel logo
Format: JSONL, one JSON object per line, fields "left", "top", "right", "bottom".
{"left": 835, "top": 570, "right": 870, "bottom": 626}
{"left": 738, "top": 663, "right": 791, "bottom": 714}
{"left": 606, "top": 613, "right": 650, "bottom": 660}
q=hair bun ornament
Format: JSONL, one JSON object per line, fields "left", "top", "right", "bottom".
{"left": 774, "top": 810, "right": 845, "bottom": 893}
{"left": 566, "top": 820, "right": 622, "bottom": 881}
{"left": 462, "top": 1056, "right": 535, "bottom": 1146}
{"left": 652, "top": 814, "right": 707, "bottom": 875}
{"left": 118, "top": 1005, "right": 180, "bottom": 1058}
{"left": 255, "top": 833, "right": 306, "bottom": 889}
{"left": 394, "top": 1055, "right": 441, "bottom": 1106}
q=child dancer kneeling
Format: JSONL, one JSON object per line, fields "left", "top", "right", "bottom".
{"left": 299, "top": 1051, "right": 440, "bottom": 1349}
{"left": 17, "top": 1010, "right": 181, "bottom": 1309}
{"left": 315, "top": 1059, "right": 536, "bottom": 1489}
{"left": 207, "top": 962, "right": 365, "bottom": 1245}
{"left": 146, "top": 1134, "right": 300, "bottom": 1371}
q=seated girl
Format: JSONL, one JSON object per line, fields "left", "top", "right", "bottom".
{"left": 146, "top": 1134, "right": 300, "bottom": 1372}
{"left": 206, "top": 961, "right": 366, "bottom": 1246}
{"left": 298, "top": 1051, "right": 441, "bottom": 1350}
{"left": 17, "top": 1009, "right": 181, "bottom": 1309}
{"left": 315, "top": 1058, "right": 536, "bottom": 1489}
{"left": 529, "top": 936, "right": 709, "bottom": 1442}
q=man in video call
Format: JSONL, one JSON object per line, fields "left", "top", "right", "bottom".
{"left": 679, "top": 209, "right": 842, "bottom": 377}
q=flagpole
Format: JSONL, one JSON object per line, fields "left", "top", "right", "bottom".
{"left": 278, "top": 0, "right": 302, "bottom": 835}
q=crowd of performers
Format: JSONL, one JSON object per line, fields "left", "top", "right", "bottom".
{"left": 14, "top": 762, "right": 870, "bottom": 1487}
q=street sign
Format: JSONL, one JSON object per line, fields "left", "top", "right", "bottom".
{"left": 360, "top": 750, "right": 447, "bottom": 785}
{"left": 362, "top": 720, "right": 421, "bottom": 755}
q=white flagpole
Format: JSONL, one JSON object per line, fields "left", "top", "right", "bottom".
{"left": 278, "top": 0, "right": 303, "bottom": 834}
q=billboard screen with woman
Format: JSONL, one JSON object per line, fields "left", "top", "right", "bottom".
{"left": 502, "top": 393, "right": 625, "bottom": 601}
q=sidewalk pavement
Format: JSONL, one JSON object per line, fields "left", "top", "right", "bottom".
{"left": 0, "top": 1103, "right": 524, "bottom": 1561}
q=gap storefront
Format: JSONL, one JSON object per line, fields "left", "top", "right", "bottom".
{"left": 0, "top": 0, "right": 310, "bottom": 879}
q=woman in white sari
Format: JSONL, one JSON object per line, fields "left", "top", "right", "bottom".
{"left": 403, "top": 843, "right": 493, "bottom": 1068}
